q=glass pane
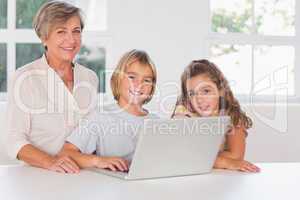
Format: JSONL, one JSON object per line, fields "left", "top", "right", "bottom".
{"left": 16, "top": 0, "right": 47, "bottom": 29}
{"left": 211, "top": 0, "right": 252, "bottom": 34}
{"left": 16, "top": 0, "right": 107, "bottom": 31}
{"left": 16, "top": 43, "right": 105, "bottom": 93}
{"left": 255, "top": 0, "right": 295, "bottom": 36}
{"left": 64, "top": 0, "right": 107, "bottom": 31}
{"left": 210, "top": 44, "right": 252, "bottom": 95}
{"left": 76, "top": 45, "right": 106, "bottom": 93}
{"left": 0, "top": 43, "right": 7, "bottom": 91}
{"left": 16, "top": 43, "right": 44, "bottom": 68}
{"left": 0, "top": 0, "right": 7, "bottom": 28}
{"left": 253, "top": 46, "right": 294, "bottom": 95}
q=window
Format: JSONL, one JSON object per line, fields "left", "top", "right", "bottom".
{"left": 0, "top": 0, "right": 107, "bottom": 98}
{"left": 16, "top": 0, "right": 47, "bottom": 29}
{"left": 0, "top": 0, "right": 7, "bottom": 28}
{"left": 15, "top": 43, "right": 106, "bottom": 93}
{"left": 16, "top": 0, "right": 107, "bottom": 30}
{"left": 77, "top": 45, "right": 106, "bottom": 93}
{"left": 208, "top": 0, "right": 296, "bottom": 101}
{"left": 0, "top": 43, "right": 7, "bottom": 92}
{"left": 16, "top": 43, "right": 44, "bottom": 68}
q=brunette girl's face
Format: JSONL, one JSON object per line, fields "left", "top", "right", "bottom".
{"left": 186, "top": 74, "right": 220, "bottom": 117}
{"left": 119, "top": 61, "right": 154, "bottom": 106}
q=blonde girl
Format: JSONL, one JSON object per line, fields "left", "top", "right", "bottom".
{"left": 60, "top": 49, "right": 158, "bottom": 173}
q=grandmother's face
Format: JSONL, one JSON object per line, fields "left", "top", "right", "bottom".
{"left": 43, "top": 16, "right": 82, "bottom": 63}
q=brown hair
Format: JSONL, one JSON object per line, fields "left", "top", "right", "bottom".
{"left": 110, "top": 49, "right": 157, "bottom": 104}
{"left": 33, "top": 1, "right": 84, "bottom": 40}
{"left": 175, "top": 59, "right": 252, "bottom": 129}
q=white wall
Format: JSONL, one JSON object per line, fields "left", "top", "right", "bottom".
{"left": 106, "top": 0, "right": 209, "bottom": 116}
{"left": 0, "top": 102, "right": 8, "bottom": 161}
{"left": 243, "top": 104, "right": 300, "bottom": 162}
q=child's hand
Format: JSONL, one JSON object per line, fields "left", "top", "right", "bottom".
{"left": 226, "top": 159, "right": 260, "bottom": 173}
{"left": 95, "top": 156, "right": 129, "bottom": 172}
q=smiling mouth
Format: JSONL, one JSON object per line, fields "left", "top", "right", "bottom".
{"left": 129, "top": 90, "right": 143, "bottom": 97}
{"left": 61, "top": 47, "right": 76, "bottom": 51}
{"left": 198, "top": 105, "right": 211, "bottom": 111}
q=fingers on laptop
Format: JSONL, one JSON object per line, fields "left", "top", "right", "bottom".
{"left": 97, "top": 157, "right": 129, "bottom": 172}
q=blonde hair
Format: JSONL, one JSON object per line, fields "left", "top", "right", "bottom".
{"left": 33, "top": 1, "right": 84, "bottom": 40}
{"left": 110, "top": 49, "right": 157, "bottom": 104}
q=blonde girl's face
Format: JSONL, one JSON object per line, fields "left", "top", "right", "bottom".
{"left": 186, "top": 74, "right": 220, "bottom": 117}
{"left": 119, "top": 61, "right": 154, "bottom": 106}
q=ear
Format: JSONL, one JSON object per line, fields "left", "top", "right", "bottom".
{"left": 43, "top": 44, "right": 48, "bottom": 51}
{"left": 41, "top": 38, "right": 48, "bottom": 51}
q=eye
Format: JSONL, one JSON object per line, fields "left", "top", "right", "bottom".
{"left": 127, "top": 75, "right": 135, "bottom": 79}
{"left": 57, "top": 30, "right": 66, "bottom": 34}
{"left": 203, "top": 89, "right": 211, "bottom": 94}
{"left": 73, "top": 29, "right": 82, "bottom": 34}
{"left": 144, "top": 78, "right": 153, "bottom": 84}
{"left": 200, "top": 87, "right": 214, "bottom": 95}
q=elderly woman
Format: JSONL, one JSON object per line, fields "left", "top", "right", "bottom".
{"left": 6, "top": 1, "right": 98, "bottom": 173}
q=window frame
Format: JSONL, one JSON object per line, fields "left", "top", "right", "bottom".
{"left": 0, "top": 0, "right": 110, "bottom": 101}
{"left": 205, "top": 0, "right": 300, "bottom": 103}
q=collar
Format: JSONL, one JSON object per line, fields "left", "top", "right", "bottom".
{"left": 40, "top": 54, "right": 77, "bottom": 70}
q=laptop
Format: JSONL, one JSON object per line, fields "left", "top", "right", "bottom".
{"left": 90, "top": 116, "right": 231, "bottom": 180}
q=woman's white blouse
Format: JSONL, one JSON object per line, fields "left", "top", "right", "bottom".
{"left": 6, "top": 55, "right": 99, "bottom": 159}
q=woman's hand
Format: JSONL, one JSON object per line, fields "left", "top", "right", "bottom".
{"left": 214, "top": 156, "right": 260, "bottom": 173}
{"left": 94, "top": 156, "right": 129, "bottom": 172}
{"left": 226, "top": 159, "right": 260, "bottom": 173}
{"left": 46, "top": 155, "right": 80, "bottom": 174}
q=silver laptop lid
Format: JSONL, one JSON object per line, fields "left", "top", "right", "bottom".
{"left": 127, "top": 116, "right": 231, "bottom": 180}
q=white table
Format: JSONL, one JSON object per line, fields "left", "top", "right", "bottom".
{"left": 0, "top": 162, "right": 299, "bottom": 200}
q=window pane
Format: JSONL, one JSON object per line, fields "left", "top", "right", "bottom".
{"left": 16, "top": 0, "right": 47, "bottom": 29}
{"left": 16, "top": 43, "right": 44, "bottom": 68}
{"left": 255, "top": 0, "right": 295, "bottom": 36}
{"left": 210, "top": 44, "right": 252, "bottom": 95}
{"left": 16, "top": 0, "right": 107, "bottom": 31}
{"left": 211, "top": 0, "right": 252, "bottom": 34}
{"left": 253, "top": 46, "right": 294, "bottom": 95}
{"left": 76, "top": 45, "right": 106, "bottom": 93}
{"left": 0, "top": 43, "right": 7, "bottom": 91}
{"left": 64, "top": 0, "right": 107, "bottom": 31}
{"left": 0, "top": 0, "right": 7, "bottom": 28}
{"left": 16, "top": 43, "right": 106, "bottom": 93}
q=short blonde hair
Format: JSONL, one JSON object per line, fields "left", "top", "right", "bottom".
{"left": 33, "top": 1, "right": 84, "bottom": 40}
{"left": 110, "top": 49, "right": 157, "bottom": 104}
